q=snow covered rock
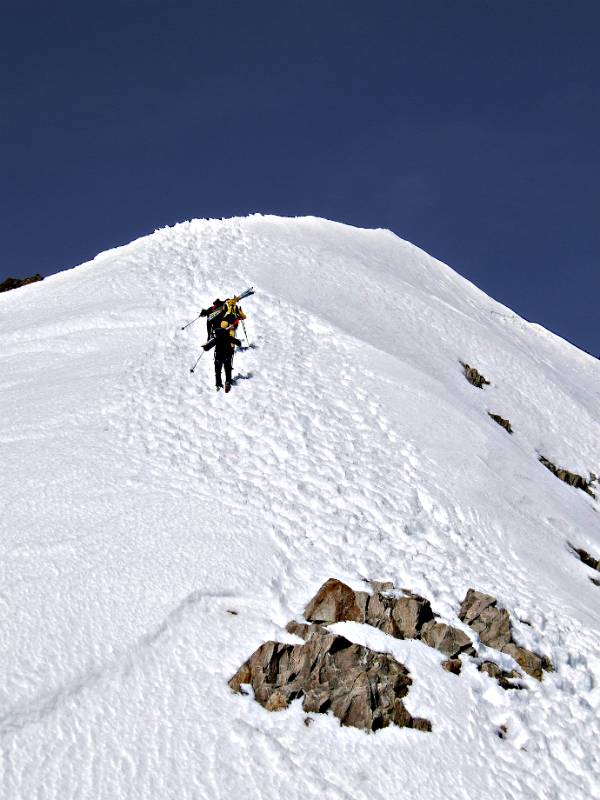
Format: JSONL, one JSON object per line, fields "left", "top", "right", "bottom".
{"left": 460, "top": 360, "right": 490, "bottom": 388}
{"left": 419, "top": 620, "right": 474, "bottom": 658}
{"left": 539, "top": 455, "right": 596, "bottom": 496}
{"left": 458, "top": 589, "right": 551, "bottom": 679}
{"left": 0, "top": 273, "right": 43, "bottom": 292}
{"left": 478, "top": 662, "right": 523, "bottom": 690}
{"left": 303, "top": 577, "right": 368, "bottom": 624}
{"left": 570, "top": 544, "right": 600, "bottom": 573}
{"left": 459, "top": 589, "right": 512, "bottom": 649}
{"left": 228, "top": 628, "right": 431, "bottom": 732}
{"left": 488, "top": 412, "right": 513, "bottom": 434}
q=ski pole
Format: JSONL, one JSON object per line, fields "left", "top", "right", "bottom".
{"left": 181, "top": 313, "right": 202, "bottom": 331}
{"left": 241, "top": 320, "right": 251, "bottom": 347}
{"left": 189, "top": 349, "right": 206, "bottom": 373}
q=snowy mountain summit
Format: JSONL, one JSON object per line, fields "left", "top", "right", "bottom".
{"left": 1, "top": 215, "right": 599, "bottom": 799}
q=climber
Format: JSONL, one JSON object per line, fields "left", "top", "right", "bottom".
{"left": 224, "top": 294, "right": 247, "bottom": 332}
{"left": 199, "top": 298, "right": 224, "bottom": 338}
{"left": 202, "top": 314, "right": 241, "bottom": 392}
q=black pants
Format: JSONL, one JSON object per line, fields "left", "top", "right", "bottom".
{"left": 215, "top": 356, "right": 233, "bottom": 387}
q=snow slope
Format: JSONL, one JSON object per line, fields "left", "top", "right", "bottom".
{"left": 1, "top": 215, "right": 599, "bottom": 800}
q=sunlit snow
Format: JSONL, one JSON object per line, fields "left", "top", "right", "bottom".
{"left": 1, "top": 215, "right": 599, "bottom": 799}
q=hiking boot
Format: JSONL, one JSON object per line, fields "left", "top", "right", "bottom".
{"left": 224, "top": 382, "right": 231, "bottom": 393}
{"left": 216, "top": 384, "right": 223, "bottom": 391}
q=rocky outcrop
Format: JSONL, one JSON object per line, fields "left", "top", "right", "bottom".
{"left": 0, "top": 274, "right": 43, "bottom": 293}
{"left": 420, "top": 620, "right": 473, "bottom": 658}
{"left": 458, "top": 589, "right": 511, "bottom": 649}
{"left": 230, "top": 580, "right": 552, "bottom": 730}
{"left": 460, "top": 361, "right": 490, "bottom": 389}
{"left": 488, "top": 413, "right": 513, "bottom": 434}
{"left": 570, "top": 545, "right": 600, "bottom": 571}
{"left": 569, "top": 544, "right": 600, "bottom": 585}
{"left": 478, "top": 661, "right": 524, "bottom": 690}
{"left": 441, "top": 658, "right": 462, "bottom": 675}
{"left": 303, "top": 579, "right": 474, "bottom": 659}
{"left": 303, "top": 578, "right": 368, "bottom": 624}
{"left": 539, "top": 456, "right": 596, "bottom": 497}
{"left": 229, "top": 626, "right": 431, "bottom": 732}
{"left": 458, "top": 589, "right": 552, "bottom": 680}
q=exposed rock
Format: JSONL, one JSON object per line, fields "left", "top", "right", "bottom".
{"left": 539, "top": 456, "right": 596, "bottom": 497}
{"left": 478, "top": 661, "right": 524, "bottom": 690}
{"left": 473, "top": 606, "right": 512, "bottom": 649}
{"left": 234, "top": 578, "right": 555, "bottom": 729}
{"left": 441, "top": 658, "right": 462, "bottom": 675}
{"left": 368, "top": 580, "right": 395, "bottom": 594}
{"left": 459, "top": 588, "right": 551, "bottom": 680}
{"left": 420, "top": 621, "right": 474, "bottom": 658}
{"left": 541, "top": 655, "right": 554, "bottom": 672}
{"left": 365, "top": 589, "right": 397, "bottom": 635}
{"left": 501, "top": 644, "right": 544, "bottom": 681}
{"left": 229, "top": 630, "right": 431, "bottom": 732}
{"left": 460, "top": 361, "right": 490, "bottom": 389}
{"left": 412, "top": 718, "right": 432, "bottom": 732}
{"left": 497, "top": 724, "right": 508, "bottom": 739}
{"left": 459, "top": 589, "right": 511, "bottom": 650}
{"left": 390, "top": 593, "right": 434, "bottom": 639}
{"left": 285, "top": 620, "right": 328, "bottom": 640}
{"left": 304, "top": 578, "right": 474, "bottom": 662}
{"left": 569, "top": 543, "right": 600, "bottom": 573}
{"left": 488, "top": 413, "right": 513, "bottom": 434}
{"left": 304, "top": 578, "right": 368, "bottom": 624}
{"left": 0, "top": 274, "right": 43, "bottom": 293}
{"left": 458, "top": 589, "right": 497, "bottom": 625}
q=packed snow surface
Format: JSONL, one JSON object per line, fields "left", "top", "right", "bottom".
{"left": 1, "top": 215, "right": 599, "bottom": 799}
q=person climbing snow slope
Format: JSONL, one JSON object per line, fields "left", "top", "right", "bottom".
{"left": 202, "top": 314, "right": 241, "bottom": 392}
{"left": 200, "top": 298, "right": 224, "bottom": 338}
{"left": 224, "top": 295, "right": 247, "bottom": 333}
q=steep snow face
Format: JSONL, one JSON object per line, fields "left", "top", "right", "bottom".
{"left": 0, "top": 215, "right": 599, "bottom": 800}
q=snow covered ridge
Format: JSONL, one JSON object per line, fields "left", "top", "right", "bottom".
{"left": 1, "top": 214, "right": 599, "bottom": 799}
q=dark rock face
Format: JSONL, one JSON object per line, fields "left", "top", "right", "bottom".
{"left": 501, "top": 644, "right": 545, "bottom": 681}
{"left": 441, "top": 658, "right": 462, "bottom": 675}
{"left": 0, "top": 274, "right": 43, "bottom": 293}
{"left": 460, "top": 361, "right": 490, "bottom": 389}
{"left": 420, "top": 620, "right": 474, "bottom": 658}
{"left": 229, "top": 628, "right": 431, "bottom": 732}
{"left": 304, "top": 580, "right": 473, "bottom": 660}
{"left": 231, "top": 580, "right": 554, "bottom": 730}
{"left": 478, "top": 661, "right": 524, "bottom": 690}
{"left": 569, "top": 544, "right": 600, "bottom": 573}
{"left": 488, "top": 413, "right": 513, "bottom": 434}
{"left": 363, "top": 589, "right": 436, "bottom": 639}
{"left": 303, "top": 578, "right": 368, "bottom": 624}
{"left": 458, "top": 589, "right": 552, "bottom": 680}
{"left": 539, "top": 456, "right": 596, "bottom": 497}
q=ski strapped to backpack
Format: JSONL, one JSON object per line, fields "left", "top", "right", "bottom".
{"left": 206, "top": 287, "right": 255, "bottom": 322}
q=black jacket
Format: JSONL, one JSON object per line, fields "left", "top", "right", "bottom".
{"left": 203, "top": 326, "right": 241, "bottom": 359}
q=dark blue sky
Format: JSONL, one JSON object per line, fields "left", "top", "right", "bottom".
{"left": 2, "top": 1, "right": 598, "bottom": 354}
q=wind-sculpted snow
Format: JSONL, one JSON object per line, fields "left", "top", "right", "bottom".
{"left": 0, "top": 215, "right": 599, "bottom": 799}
